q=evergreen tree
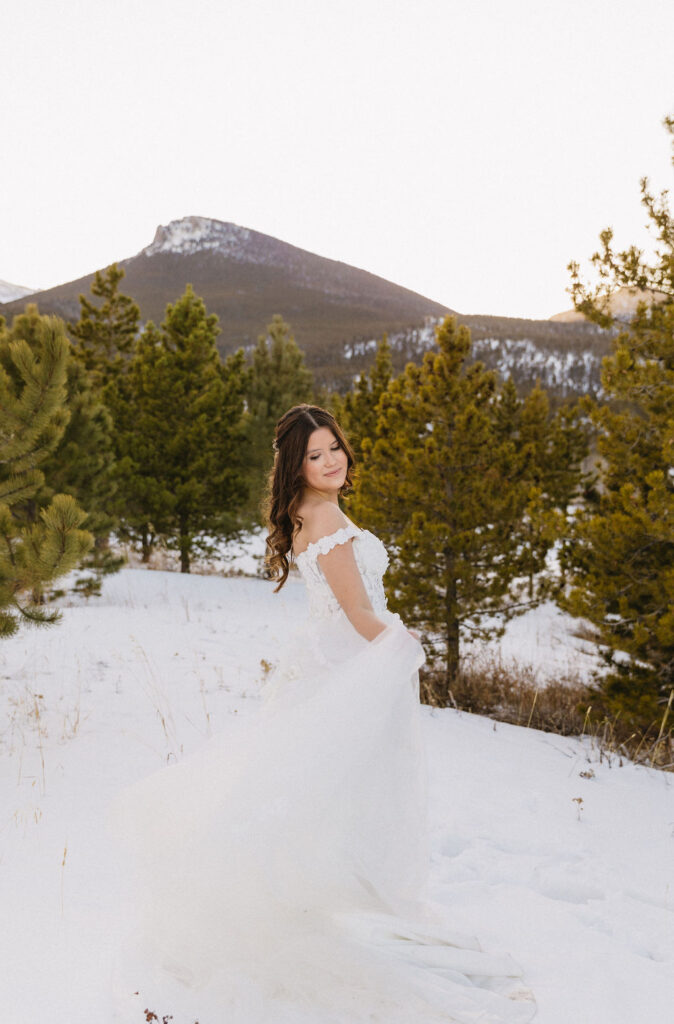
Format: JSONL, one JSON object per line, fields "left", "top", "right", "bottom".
{"left": 0, "top": 315, "right": 93, "bottom": 633}
{"left": 64, "top": 264, "right": 141, "bottom": 587}
{"left": 546, "top": 402, "right": 592, "bottom": 512}
{"left": 111, "top": 286, "right": 248, "bottom": 571}
{"left": 6, "top": 305, "right": 120, "bottom": 595}
{"left": 490, "top": 379, "right": 550, "bottom": 602}
{"left": 8, "top": 306, "right": 116, "bottom": 527}
{"left": 352, "top": 316, "right": 531, "bottom": 696}
{"left": 107, "top": 322, "right": 171, "bottom": 563}
{"left": 68, "top": 263, "right": 141, "bottom": 387}
{"left": 333, "top": 335, "right": 393, "bottom": 464}
{"left": 511, "top": 383, "right": 589, "bottom": 599}
{"left": 563, "top": 115, "right": 674, "bottom": 731}
{"left": 244, "top": 315, "right": 313, "bottom": 522}
{"left": 494, "top": 378, "right": 588, "bottom": 516}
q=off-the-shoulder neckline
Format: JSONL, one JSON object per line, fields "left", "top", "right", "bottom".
{"left": 293, "top": 519, "right": 363, "bottom": 561}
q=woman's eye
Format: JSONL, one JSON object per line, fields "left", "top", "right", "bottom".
{"left": 309, "top": 445, "right": 340, "bottom": 462}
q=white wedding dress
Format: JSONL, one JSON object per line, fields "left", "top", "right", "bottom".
{"left": 107, "top": 522, "right": 536, "bottom": 1023}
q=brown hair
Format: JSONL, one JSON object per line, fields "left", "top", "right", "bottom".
{"left": 264, "top": 404, "right": 355, "bottom": 591}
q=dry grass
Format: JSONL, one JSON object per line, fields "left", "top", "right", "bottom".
{"left": 117, "top": 539, "right": 261, "bottom": 578}
{"left": 132, "top": 643, "right": 180, "bottom": 758}
{"left": 420, "top": 653, "right": 673, "bottom": 771}
{"left": 4, "top": 686, "right": 50, "bottom": 794}
{"left": 143, "top": 1008, "right": 199, "bottom": 1023}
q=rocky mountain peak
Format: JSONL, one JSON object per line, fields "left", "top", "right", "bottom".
{"left": 142, "top": 216, "right": 256, "bottom": 260}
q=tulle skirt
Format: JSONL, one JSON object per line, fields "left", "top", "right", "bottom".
{"left": 106, "top": 612, "right": 536, "bottom": 1023}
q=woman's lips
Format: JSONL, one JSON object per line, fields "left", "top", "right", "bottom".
{"left": 324, "top": 468, "right": 343, "bottom": 477}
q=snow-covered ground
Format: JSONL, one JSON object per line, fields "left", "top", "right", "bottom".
{"left": 1, "top": 568, "right": 672, "bottom": 1023}
{"left": 118, "top": 529, "right": 602, "bottom": 684}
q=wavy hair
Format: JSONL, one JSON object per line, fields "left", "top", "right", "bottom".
{"left": 264, "top": 404, "right": 355, "bottom": 591}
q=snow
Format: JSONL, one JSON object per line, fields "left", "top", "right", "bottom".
{"left": 139, "top": 216, "right": 376, "bottom": 301}
{"left": 142, "top": 216, "right": 258, "bottom": 260}
{"left": 1, "top": 567, "right": 672, "bottom": 1023}
{"left": 471, "top": 337, "right": 601, "bottom": 394}
{"left": 343, "top": 322, "right": 604, "bottom": 397}
{"left": 466, "top": 599, "right": 602, "bottom": 683}
{"left": 0, "top": 279, "right": 37, "bottom": 303}
{"left": 117, "top": 526, "right": 269, "bottom": 578}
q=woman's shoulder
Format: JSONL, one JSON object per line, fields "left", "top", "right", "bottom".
{"left": 293, "top": 502, "right": 353, "bottom": 557}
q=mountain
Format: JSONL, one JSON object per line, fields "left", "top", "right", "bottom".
{"left": 550, "top": 286, "right": 669, "bottom": 323}
{"left": 0, "top": 279, "right": 36, "bottom": 304}
{"left": 0, "top": 216, "right": 610, "bottom": 393}
{"left": 0, "top": 216, "right": 452, "bottom": 382}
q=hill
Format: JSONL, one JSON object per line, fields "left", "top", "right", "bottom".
{"left": 0, "top": 216, "right": 611, "bottom": 393}
{"left": 0, "top": 216, "right": 451, "bottom": 380}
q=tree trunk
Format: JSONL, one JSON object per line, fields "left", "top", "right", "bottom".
{"left": 179, "top": 518, "right": 191, "bottom": 574}
{"left": 141, "top": 525, "right": 151, "bottom": 564}
{"left": 443, "top": 551, "right": 460, "bottom": 702}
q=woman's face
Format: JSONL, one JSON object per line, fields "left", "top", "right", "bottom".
{"left": 302, "top": 427, "right": 348, "bottom": 495}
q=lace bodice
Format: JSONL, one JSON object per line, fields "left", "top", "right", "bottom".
{"left": 293, "top": 521, "right": 389, "bottom": 620}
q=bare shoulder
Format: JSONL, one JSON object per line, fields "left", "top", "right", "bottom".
{"left": 293, "top": 502, "right": 350, "bottom": 555}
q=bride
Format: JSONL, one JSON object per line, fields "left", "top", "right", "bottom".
{"left": 107, "top": 404, "right": 536, "bottom": 1023}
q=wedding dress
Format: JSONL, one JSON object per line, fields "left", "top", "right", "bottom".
{"left": 107, "top": 521, "right": 536, "bottom": 1023}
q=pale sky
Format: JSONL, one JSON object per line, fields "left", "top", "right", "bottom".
{"left": 2, "top": 0, "right": 673, "bottom": 319}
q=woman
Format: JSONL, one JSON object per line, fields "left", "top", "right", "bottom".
{"left": 108, "top": 404, "right": 536, "bottom": 1023}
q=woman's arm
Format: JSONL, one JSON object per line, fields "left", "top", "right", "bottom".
{"left": 317, "top": 538, "right": 387, "bottom": 642}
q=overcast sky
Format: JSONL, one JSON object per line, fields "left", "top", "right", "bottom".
{"left": 2, "top": 0, "right": 673, "bottom": 319}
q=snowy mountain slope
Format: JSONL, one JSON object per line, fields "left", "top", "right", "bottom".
{"left": 143, "top": 215, "right": 253, "bottom": 258}
{"left": 1, "top": 568, "right": 672, "bottom": 1023}
{"left": 470, "top": 335, "right": 604, "bottom": 396}
{"left": 142, "top": 215, "right": 305, "bottom": 271}
{"left": 345, "top": 317, "right": 609, "bottom": 397}
{"left": 0, "top": 278, "right": 36, "bottom": 303}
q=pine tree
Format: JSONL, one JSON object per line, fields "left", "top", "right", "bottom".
{"left": 0, "top": 315, "right": 93, "bottom": 633}
{"left": 490, "top": 379, "right": 550, "bottom": 602}
{"left": 563, "top": 115, "right": 674, "bottom": 731}
{"left": 546, "top": 402, "right": 592, "bottom": 512}
{"left": 110, "top": 286, "right": 248, "bottom": 571}
{"left": 563, "top": 301, "right": 674, "bottom": 726}
{"left": 8, "top": 305, "right": 117, "bottom": 526}
{"left": 352, "top": 316, "right": 532, "bottom": 696}
{"left": 6, "top": 305, "right": 119, "bottom": 596}
{"left": 513, "top": 383, "right": 589, "bottom": 600}
{"left": 66, "top": 264, "right": 141, "bottom": 585}
{"left": 494, "top": 378, "right": 588, "bottom": 516}
{"left": 333, "top": 335, "right": 393, "bottom": 464}
{"left": 68, "top": 263, "right": 140, "bottom": 387}
{"left": 244, "top": 315, "right": 313, "bottom": 522}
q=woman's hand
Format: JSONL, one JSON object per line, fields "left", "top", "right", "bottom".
{"left": 407, "top": 628, "right": 421, "bottom": 641}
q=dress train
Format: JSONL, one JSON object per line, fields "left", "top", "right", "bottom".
{"left": 106, "top": 524, "right": 536, "bottom": 1022}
